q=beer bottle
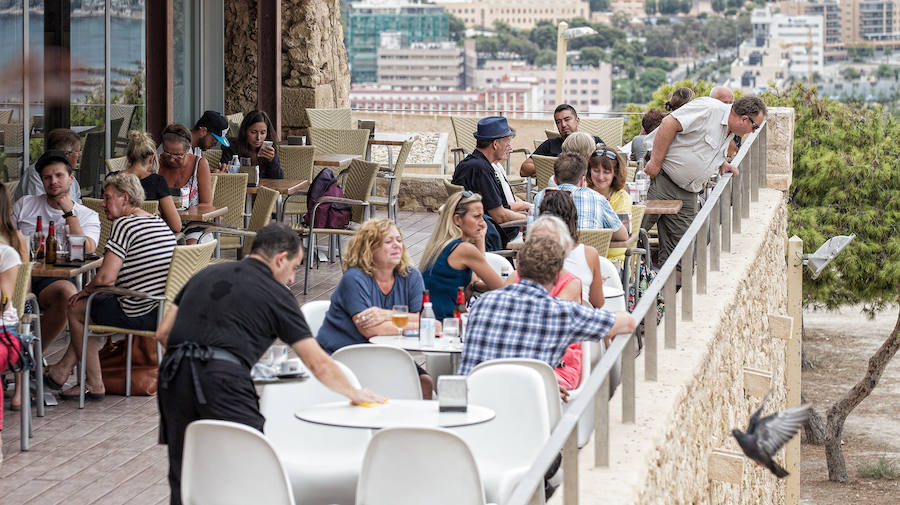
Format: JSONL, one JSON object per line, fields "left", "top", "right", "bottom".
{"left": 46, "top": 221, "right": 57, "bottom": 264}
{"left": 453, "top": 286, "right": 467, "bottom": 320}
{"left": 35, "top": 216, "right": 45, "bottom": 260}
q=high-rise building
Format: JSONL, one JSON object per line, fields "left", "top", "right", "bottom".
{"left": 350, "top": 83, "right": 545, "bottom": 119}
{"left": 347, "top": 0, "right": 449, "bottom": 83}
{"left": 776, "top": 0, "right": 900, "bottom": 59}
{"left": 377, "top": 36, "right": 465, "bottom": 90}
{"left": 475, "top": 60, "right": 613, "bottom": 113}
{"left": 751, "top": 7, "right": 825, "bottom": 77}
{"left": 433, "top": 0, "right": 589, "bottom": 30}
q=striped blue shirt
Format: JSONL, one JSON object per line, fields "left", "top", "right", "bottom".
{"left": 531, "top": 183, "right": 622, "bottom": 231}
{"left": 457, "top": 280, "right": 617, "bottom": 375}
{"left": 105, "top": 214, "right": 177, "bottom": 317}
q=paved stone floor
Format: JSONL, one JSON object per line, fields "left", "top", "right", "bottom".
{"left": 0, "top": 209, "right": 439, "bottom": 505}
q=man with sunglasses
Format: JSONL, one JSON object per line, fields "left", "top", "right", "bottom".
{"left": 642, "top": 95, "right": 766, "bottom": 270}
{"left": 521, "top": 104, "right": 603, "bottom": 177}
{"left": 14, "top": 128, "right": 84, "bottom": 203}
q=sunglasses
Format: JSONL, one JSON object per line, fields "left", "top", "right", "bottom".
{"left": 162, "top": 150, "right": 187, "bottom": 161}
{"left": 591, "top": 149, "right": 617, "bottom": 160}
{"left": 746, "top": 115, "right": 760, "bottom": 131}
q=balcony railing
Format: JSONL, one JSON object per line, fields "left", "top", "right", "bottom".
{"left": 504, "top": 121, "right": 769, "bottom": 505}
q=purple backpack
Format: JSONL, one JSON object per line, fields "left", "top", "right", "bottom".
{"left": 303, "top": 168, "right": 352, "bottom": 229}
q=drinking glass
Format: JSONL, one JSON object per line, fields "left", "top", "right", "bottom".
{"left": 57, "top": 226, "right": 69, "bottom": 257}
{"left": 24, "top": 234, "right": 34, "bottom": 262}
{"left": 442, "top": 318, "right": 460, "bottom": 346}
{"left": 240, "top": 157, "right": 252, "bottom": 168}
{"left": 30, "top": 234, "right": 42, "bottom": 264}
{"left": 391, "top": 305, "right": 408, "bottom": 338}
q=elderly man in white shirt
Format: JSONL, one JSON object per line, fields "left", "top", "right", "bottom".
{"left": 641, "top": 95, "right": 766, "bottom": 270}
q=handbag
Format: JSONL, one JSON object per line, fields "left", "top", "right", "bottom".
{"left": 99, "top": 336, "right": 160, "bottom": 396}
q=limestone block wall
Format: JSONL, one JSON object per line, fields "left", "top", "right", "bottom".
{"left": 224, "top": 0, "right": 258, "bottom": 114}
{"left": 765, "top": 107, "right": 795, "bottom": 191}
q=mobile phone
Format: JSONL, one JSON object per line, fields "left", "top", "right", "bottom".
{"left": 262, "top": 140, "right": 273, "bottom": 149}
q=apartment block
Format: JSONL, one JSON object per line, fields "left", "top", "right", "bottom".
{"left": 609, "top": 0, "right": 646, "bottom": 18}
{"left": 434, "top": 0, "right": 589, "bottom": 30}
{"left": 476, "top": 60, "right": 613, "bottom": 113}
{"left": 752, "top": 7, "right": 825, "bottom": 76}
{"left": 350, "top": 83, "right": 545, "bottom": 118}
{"left": 377, "top": 35, "right": 465, "bottom": 90}
{"left": 776, "top": 0, "right": 900, "bottom": 58}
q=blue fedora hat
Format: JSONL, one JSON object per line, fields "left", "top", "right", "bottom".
{"left": 473, "top": 116, "right": 516, "bottom": 140}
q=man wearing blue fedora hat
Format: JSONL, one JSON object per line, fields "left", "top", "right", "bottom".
{"left": 451, "top": 116, "right": 530, "bottom": 249}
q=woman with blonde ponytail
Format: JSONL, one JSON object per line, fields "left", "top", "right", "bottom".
{"left": 122, "top": 131, "right": 182, "bottom": 233}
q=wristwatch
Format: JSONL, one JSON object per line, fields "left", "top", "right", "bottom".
{"left": 62, "top": 208, "right": 77, "bottom": 219}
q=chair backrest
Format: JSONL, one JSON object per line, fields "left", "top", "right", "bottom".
{"left": 226, "top": 112, "right": 244, "bottom": 138}
{"left": 163, "top": 242, "right": 217, "bottom": 309}
{"left": 279, "top": 145, "right": 316, "bottom": 181}
{"left": 105, "top": 156, "right": 128, "bottom": 173}
{"left": 532, "top": 154, "right": 556, "bottom": 192}
{"left": 210, "top": 173, "right": 248, "bottom": 228}
{"left": 307, "top": 127, "right": 369, "bottom": 157}
{"left": 386, "top": 140, "right": 413, "bottom": 198}
{"left": 243, "top": 186, "right": 279, "bottom": 255}
{"left": 2, "top": 122, "right": 24, "bottom": 148}
{"left": 579, "top": 117, "right": 625, "bottom": 148}
{"left": 332, "top": 344, "right": 423, "bottom": 399}
{"left": 201, "top": 148, "right": 222, "bottom": 168}
{"left": 630, "top": 204, "right": 646, "bottom": 242}
{"left": 0, "top": 109, "right": 13, "bottom": 124}
{"left": 455, "top": 364, "right": 551, "bottom": 473}
{"left": 141, "top": 200, "right": 159, "bottom": 216}
{"left": 545, "top": 129, "right": 559, "bottom": 139}
{"left": 82, "top": 197, "right": 111, "bottom": 254}
{"left": 109, "top": 104, "right": 136, "bottom": 156}
{"left": 342, "top": 159, "right": 380, "bottom": 223}
{"left": 182, "top": 420, "right": 295, "bottom": 505}
{"left": 305, "top": 108, "right": 352, "bottom": 129}
{"left": 450, "top": 116, "right": 478, "bottom": 155}
{"left": 483, "top": 252, "right": 513, "bottom": 277}
{"left": 357, "top": 427, "right": 488, "bottom": 505}
{"left": 12, "top": 260, "right": 32, "bottom": 321}
{"left": 470, "top": 358, "right": 561, "bottom": 429}
{"left": 578, "top": 228, "right": 613, "bottom": 258}
{"left": 79, "top": 130, "right": 105, "bottom": 196}
{"left": 300, "top": 300, "right": 330, "bottom": 338}
{"left": 443, "top": 179, "right": 464, "bottom": 195}
{"left": 533, "top": 139, "right": 543, "bottom": 150}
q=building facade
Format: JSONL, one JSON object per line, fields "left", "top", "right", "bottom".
{"left": 752, "top": 8, "right": 826, "bottom": 77}
{"left": 776, "top": 0, "right": 900, "bottom": 58}
{"left": 377, "top": 38, "right": 465, "bottom": 90}
{"left": 608, "top": 0, "right": 646, "bottom": 19}
{"left": 434, "top": 0, "right": 589, "bottom": 30}
{"left": 347, "top": 0, "right": 449, "bottom": 83}
{"left": 476, "top": 60, "right": 613, "bottom": 113}
{"left": 350, "top": 83, "right": 544, "bottom": 118}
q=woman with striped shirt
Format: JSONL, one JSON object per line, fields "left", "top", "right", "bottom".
{"left": 46, "top": 172, "right": 177, "bottom": 400}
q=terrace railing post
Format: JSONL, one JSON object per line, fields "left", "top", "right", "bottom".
{"left": 710, "top": 199, "right": 721, "bottom": 271}
{"left": 760, "top": 124, "right": 768, "bottom": 189}
{"left": 622, "top": 334, "right": 635, "bottom": 424}
{"left": 721, "top": 178, "right": 732, "bottom": 252}
{"left": 680, "top": 241, "right": 694, "bottom": 322}
{"left": 749, "top": 133, "right": 759, "bottom": 202}
{"left": 741, "top": 156, "right": 751, "bottom": 219}
{"left": 696, "top": 218, "right": 708, "bottom": 294}
{"left": 644, "top": 301, "right": 658, "bottom": 381}
{"left": 563, "top": 428, "right": 580, "bottom": 505}
{"left": 664, "top": 276, "right": 677, "bottom": 349}
{"left": 594, "top": 376, "right": 610, "bottom": 467}
{"left": 732, "top": 175, "right": 742, "bottom": 234}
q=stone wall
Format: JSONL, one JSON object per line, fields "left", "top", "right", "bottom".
{"left": 223, "top": 0, "right": 258, "bottom": 114}
{"left": 282, "top": 0, "right": 351, "bottom": 136}
{"left": 567, "top": 190, "right": 791, "bottom": 505}
{"left": 765, "top": 107, "right": 795, "bottom": 191}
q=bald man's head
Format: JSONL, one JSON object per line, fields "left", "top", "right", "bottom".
{"left": 710, "top": 86, "right": 734, "bottom": 104}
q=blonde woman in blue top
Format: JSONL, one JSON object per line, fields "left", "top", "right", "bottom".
{"left": 419, "top": 191, "right": 507, "bottom": 320}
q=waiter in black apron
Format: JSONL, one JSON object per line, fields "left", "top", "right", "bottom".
{"left": 156, "top": 223, "right": 383, "bottom": 505}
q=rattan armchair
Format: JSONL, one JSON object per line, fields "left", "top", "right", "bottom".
{"left": 226, "top": 112, "right": 244, "bottom": 138}
{"left": 279, "top": 145, "right": 316, "bottom": 222}
{"left": 210, "top": 173, "right": 249, "bottom": 229}
{"left": 83, "top": 198, "right": 159, "bottom": 254}
{"left": 0, "top": 108, "right": 13, "bottom": 123}
{"left": 576, "top": 228, "right": 614, "bottom": 258}
{"left": 105, "top": 156, "right": 128, "bottom": 173}
{"left": 76, "top": 241, "right": 217, "bottom": 408}
{"left": 532, "top": 154, "right": 556, "bottom": 192}
{"left": 305, "top": 108, "right": 353, "bottom": 130}
{"left": 13, "top": 261, "right": 44, "bottom": 450}
{"left": 202, "top": 148, "right": 223, "bottom": 168}
{"left": 369, "top": 139, "right": 412, "bottom": 223}
{"left": 307, "top": 127, "right": 370, "bottom": 158}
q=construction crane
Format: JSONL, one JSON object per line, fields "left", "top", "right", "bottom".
{"left": 780, "top": 26, "right": 815, "bottom": 87}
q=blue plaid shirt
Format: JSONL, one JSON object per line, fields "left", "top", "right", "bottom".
{"left": 531, "top": 183, "right": 622, "bottom": 231}
{"left": 457, "top": 280, "right": 618, "bottom": 375}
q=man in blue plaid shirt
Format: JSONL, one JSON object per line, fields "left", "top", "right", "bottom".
{"left": 531, "top": 152, "right": 628, "bottom": 242}
{"left": 457, "top": 236, "right": 635, "bottom": 376}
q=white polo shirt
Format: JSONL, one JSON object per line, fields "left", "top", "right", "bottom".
{"left": 647, "top": 97, "right": 734, "bottom": 192}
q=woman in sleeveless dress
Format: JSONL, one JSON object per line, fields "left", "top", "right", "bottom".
{"left": 158, "top": 123, "right": 213, "bottom": 242}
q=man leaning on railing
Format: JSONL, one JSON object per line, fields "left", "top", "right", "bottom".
{"left": 641, "top": 95, "right": 767, "bottom": 278}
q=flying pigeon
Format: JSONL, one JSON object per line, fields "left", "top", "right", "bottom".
{"left": 731, "top": 394, "right": 812, "bottom": 478}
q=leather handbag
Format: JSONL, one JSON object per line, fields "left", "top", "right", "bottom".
{"left": 99, "top": 337, "right": 160, "bottom": 396}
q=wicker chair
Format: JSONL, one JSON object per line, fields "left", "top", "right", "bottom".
{"left": 443, "top": 180, "right": 464, "bottom": 194}
{"left": 369, "top": 139, "right": 412, "bottom": 223}
{"left": 622, "top": 204, "right": 652, "bottom": 303}
{"left": 2, "top": 122, "right": 23, "bottom": 178}
{"left": 279, "top": 145, "right": 316, "bottom": 221}
{"left": 83, "top": 198, "right": 159, "bottom": 254}
{"left": 305, "top": 108, "right": 353, "bottom": 130}
{"left": 210, "top": 173, "right": 248, "bottom": 229}
{"left": 532, "top": 154, "right": 556, "bottom": 192}
{"left": 105, "top": 156, "right": 128, "bottom": 173}
{"left": 533, "top": 139, "right": 543, "bottom": 150}
{"left": 302, "top": 159, "right": 380, "bottom": 294}
{"left": 307, "top": 127, "right": 370, "bottom": 158}
{"left": 577, "top": 228, "right": 613, "bottom": 258}
{"left": 207, "top": 185, "right": 279, "bottom": 258}
{"left": 13, "top": 261, "right": 44, "bottom": 450}
{"left": 109, "top": 104, "right": 136, "bottom": 157}
{"left": 579, "top": 118, "right": 625, "bottom": 148}
{"left": 0, "top": 108, "right": 13, "bottom": 123}
{"left": 202, "top": 148, "right": 223, "bottom": 168}
{"left": 76, "top": 241, "right": 217, "bottom": 408}
{"left": 545, "top": 129, "right": 560, "bottom": 139}
{"left": 226, "top": 112, "right": 244, "bottom": 138}
{"left": 450, "top": 116, "right": 529, "bottom": 191}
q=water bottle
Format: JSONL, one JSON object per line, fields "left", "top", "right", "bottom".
{"left": 635, "top": 168, "right": 651, "bottom": 203}
{"left": 229, "top": 155, "right": 240, "bottom": 174}
{"left": 419, "top": 302, "right": 436, "bottom": 347}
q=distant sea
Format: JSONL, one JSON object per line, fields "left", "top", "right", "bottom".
{"left": 0, "top": 13, "right": 144, "bottom": 101}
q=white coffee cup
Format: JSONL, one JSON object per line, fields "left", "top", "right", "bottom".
{"left": 280, "top": 358, "right": 302, "bottom": 374}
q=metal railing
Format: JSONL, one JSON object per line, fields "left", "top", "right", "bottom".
{"left": 505, "top": 120, "right": 769, "bottom": 505}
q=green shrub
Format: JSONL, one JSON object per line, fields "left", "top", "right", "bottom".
{"left": 857, "top": 456, "right": 900, "bottom": 480}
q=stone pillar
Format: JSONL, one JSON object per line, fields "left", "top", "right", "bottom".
{"left": 765, "top": 107, "right": 795, "bottom": 191}
{"left": 224, "top": 0, "right": 258, "bottom": 115}
{"left": 281, "top": 0, "right": 351, "bottom": 136}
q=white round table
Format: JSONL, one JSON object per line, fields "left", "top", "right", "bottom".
{"left": 370, "top": 335, "right": 464, "bottom": 371}
{"left": 295, "top": 399, "right": 494, "bottom": 429}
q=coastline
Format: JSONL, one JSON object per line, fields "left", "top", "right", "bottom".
{"left": 0, "top": 9, "right": 144, "bottom": 20}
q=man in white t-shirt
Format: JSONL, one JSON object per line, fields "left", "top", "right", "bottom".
{"left": 13, "top": 151, "right": 101, "bottom": 372}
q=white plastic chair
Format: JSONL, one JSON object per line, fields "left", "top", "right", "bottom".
{"left": 332, "top": 344, "right": 423, "bottom": 400}
{"left": 356, "top": 427, "right": 496, "bottom": 505}
{"left": 260, "top": 361, "right": 371, "bottom": 505}
{"left": 300, "top": 300, "right": 331, "bottom": 338}
{"left": 182, "top": 420, "right": 295, "bottom": 505}
{"left": 484, "top": 252, "right": 513, "bottom": 277}
{"left": 454, "top": 364, "right": 550, "bottom": 505}
{"left": 470, "top": 358, "right": 560, "bottom": 429}
{"left": 598, "top": 256, "right": 626, "bottom": 312}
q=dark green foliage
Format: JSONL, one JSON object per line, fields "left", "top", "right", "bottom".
{"left": 645, "top": 0, "right": 657, "bottom": 15}
{"left": 590, "top": 0, "right": 611, "bottom": 11}
{"left": 842, "top": 67, "right": 861, "bottom": 80}
{"left": 448, "top": 14, "right": 466, "bottom": 42}
{"left": 529, "top": 21, "right": 557, "bottom": 51}
{"left": 760, "top": 84, "right": 900, "bottom": 313}
{"left": 580, "top": 47, "right": 607, "bottom": 66}
{"left": 533, "top": 49, "right": 557, "bottom": 67}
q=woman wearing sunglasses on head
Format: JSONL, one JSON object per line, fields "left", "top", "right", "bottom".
{"left": 419, "top": 191, "right": 507, "bottom": 321}
{"left": 587, "top": 145, "right": 632, "bottom": 264}
{"left": 157, "top": 123, "right": 214, "bottom": 243}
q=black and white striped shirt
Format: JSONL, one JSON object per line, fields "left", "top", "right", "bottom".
{"left": 106, "top": 214, "right": 177, "bottom": 317}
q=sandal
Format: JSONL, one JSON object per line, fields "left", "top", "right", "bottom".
{"left": 43, "top": 371, "right": 65, "bottom": 391}
{"left": 59, "top": 386, "right": 105, "bottom": 402}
